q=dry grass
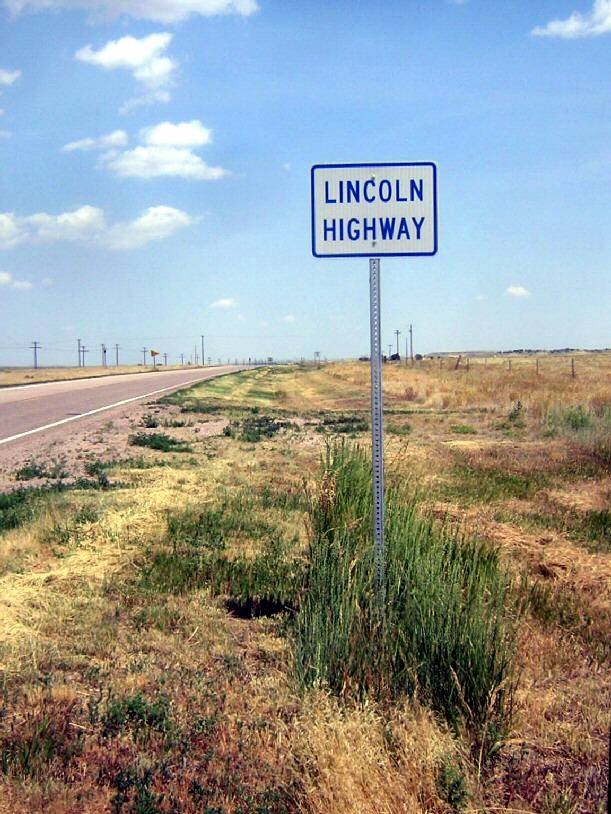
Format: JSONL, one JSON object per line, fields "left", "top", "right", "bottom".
{"left": 0, "top": 356, "right": 608, "bottom": 813}
{"left": 0, "top": 364, "right": 190, "bottom": 388}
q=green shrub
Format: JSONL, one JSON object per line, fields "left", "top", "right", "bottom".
{"left": 294, "top": 443, "right": 516, "bottom": 740}
{"left": 224, "top": 415, "right": 288, "bottom": 443}
{"left": 128, "top": 432, "right": 192, "bottom": 453}
{"left": 315, "top": 414, "right": 369, "bottom": 435}
{"left": 0, "top": 489, "right": 35, "bottom": 532}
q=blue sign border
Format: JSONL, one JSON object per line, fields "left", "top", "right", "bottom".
{"left": 311, "top": 161, "right": 438, "bottom": 258}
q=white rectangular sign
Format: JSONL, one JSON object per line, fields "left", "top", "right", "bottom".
{"left": 311, "top": 162, "right": 437, "bottom": 258}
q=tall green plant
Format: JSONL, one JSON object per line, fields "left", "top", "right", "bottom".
{"left": 294, "top": 442, "right": 516, "bottom": 737}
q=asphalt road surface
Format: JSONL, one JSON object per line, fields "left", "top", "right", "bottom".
{"left": 0, "top": 366, "right": 239, "bottom": 449}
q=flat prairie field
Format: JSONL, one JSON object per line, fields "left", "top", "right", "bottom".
{"left": 0, "top": 354, "right": 609, "bottom": 813}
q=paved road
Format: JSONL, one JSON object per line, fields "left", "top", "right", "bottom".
{"left": 0, "top": 367, "right": 239, "bottom": 447}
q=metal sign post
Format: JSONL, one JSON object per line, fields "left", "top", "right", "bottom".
{"left": 369, "top": 258, "right": 385, "bottom": 604}
{"left": 311, "top": 162, "right": 438, "bottom": 608}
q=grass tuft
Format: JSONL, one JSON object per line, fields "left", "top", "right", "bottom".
{"left": 294, "top": 442, "right": 516, "bottom": 741}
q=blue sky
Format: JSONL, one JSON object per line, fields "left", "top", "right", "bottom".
{"left": 0, "top": 0, "right": 609, "bottom": 366}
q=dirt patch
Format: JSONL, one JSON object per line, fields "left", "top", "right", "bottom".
{"left": 0, "top": 400, "right": 228, "bottom": 493}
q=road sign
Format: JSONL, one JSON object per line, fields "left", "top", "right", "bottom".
{"left": 311, "top": 162, "right": 437, "bottom": 258}
{"left": 310, "top": 160, "right": 439, "bottom": 611}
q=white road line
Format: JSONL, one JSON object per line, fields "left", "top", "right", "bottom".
{"left": 0, "top": 376, "right": 210, "bottom": 446}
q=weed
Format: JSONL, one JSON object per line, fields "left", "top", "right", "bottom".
{"left": 129, "top": 432, "right": 192, "bottom": 453}
{"left": 84, "top": 459, "right": 111, "bottom": 488}
{"left": 102, "top": 692, "right": 172, "bottom": 739}
{"left": 111, "top": 768, "right": 164, "bottom": 814}
{"left": 14, "top": 457, "right": 68, "bottom": 481}
{"left": 563, "top": 406, "right": 591, "bottom": 431}
{"left": 140, "top": 413, "right": 160, "bottom": 428}
{"left": 294, "top": 443, "right": 516, "bottom": 740}
{"left": 437, "top": 761, "right": 469, "bottom": 809}
{"left": 0, "top": 704, "right": 84, "bottom": 779}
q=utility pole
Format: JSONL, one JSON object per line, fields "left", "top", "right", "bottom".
{"left": 194, "top": 345, "right": 199, "bottom": 365}
{"left": 81, "top": 346, "right": 89, "bottom": 366}
{"left": 388, "top": 344, "right": 392, "bottom": 359}
{"left": 180, "top": 353, "right": 184, "bottom": 366}
{"left": 101, "top": 344, "right": 107, "bottom": 368}
{"left": 201, "top": 335, "right": 205, "bottom": 367}
{"left": 31, "top": 341, "right": 40, "bottom": 370}
{"left": 163, "top": 353, "right": 168, "bottom": 366}
{"left": 405, "top": 337, "right": 408, "bottom": 367}
{"left": 115, "top": 344, "right": 119, "bottom": 367}
{"left": 394, "top": 329, "right": 401, "bottom": 357}
{"left": 77, "top": 338, "right": 82, "bottom": 368}
{"left": 142, "top": 347, "right": 147, "bottom": 366}
{"left": 409, "top": 323, "right": 414, "bottom": 366}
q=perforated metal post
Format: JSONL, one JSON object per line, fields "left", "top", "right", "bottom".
{"left": 369, "top": 258, "right": 385, "bottom": 608}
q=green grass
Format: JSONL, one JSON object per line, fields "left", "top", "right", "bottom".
{"left": 450, "top": 424, "right": 477, "bottom": 435}
{"left": 294, "top": 443, "right": 516, "bottom": 741}
{"left": 441, "top": 465, "right": 548, "bottom": 503}
{"left": 386, "top": 422, "right": 412, "bottom": 436}
{"left": 128, "top": 432, "right": 192, "bottom": 453}
{"left": 140, "top": 501, "right": 303, "bottom": 613}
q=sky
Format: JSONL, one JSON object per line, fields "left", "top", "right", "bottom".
{"left": 0, "top": 0, "right": 610, "bottom": 366}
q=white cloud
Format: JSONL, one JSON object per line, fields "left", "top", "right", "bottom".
{"left": 92, "top": 119, "right": 228, "bottom": 180}
{"left": 280, "top": 314, "right": 296, "bottom": 323}
{"left": 210, "top": 297, "right": 237, "bottom": 309}
{"left": 26, "top": 205, "right": 107, "bottom": 243}
{"left": 0, "top": 68, "right": 21, "bottom": 86}
{"left": 104, "top": 145, "right": 227, "bottom": 180}
{"left": 76, "top": 33, "right": 177, "bottom": 111}
{"left": 506, "top": 285, "right": 531, "bottom": 298}
{"left": 532, "top": 0, "right": 611, "bottom": 38}
{"left": 105, "top": 205, "right": 192, "bottom": 249}
{"left": 0, "top": 271, "right": 32, "bottom": 289}
{"left": 0, "top": 204, "right": 193, "bottom": 251}
{"left": 0, "top": 214, "right": 27, "bottom": 249}
{"left": 141, "top": 120, "right": 212, "bottom": 147}
{"left": 5, "top": 0, "right": 258, "bottom": 23}
{"left": 63, "top": 130, "right": 128, "bottom": 152}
